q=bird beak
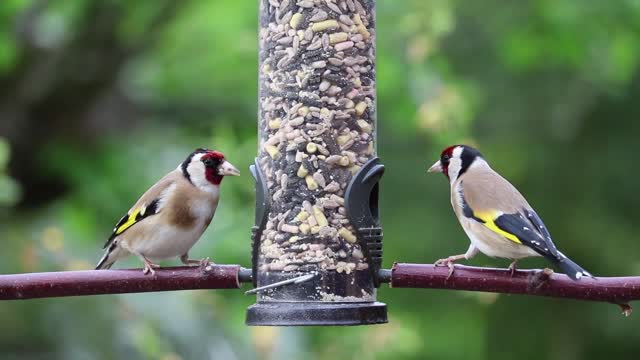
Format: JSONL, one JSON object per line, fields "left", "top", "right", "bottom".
{"left": 218, "top": 161, "right": 241, "bottom": 176}
{"left": 428, "top": 160, "right": 443, "bottom": 173}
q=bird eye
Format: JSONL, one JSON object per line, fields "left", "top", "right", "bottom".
{"left": 442, "top": 154, "right": 451, "bottom": 162}
{"left": 203, "top": 158, "right": 214, "bottom": 166}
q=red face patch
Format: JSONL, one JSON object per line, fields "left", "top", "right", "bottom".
{"left": 440, "top": 146, "right": 456, "bottom": 159}
{"left": 205, "top": 167, "right": 222, "bottom": 185}
{"left": 439, "top": 146, "right": 458, "bottom": 179}
{"left": 201, "top": 150, "right": 225, "bottom": 161}
{"left": 201, "top": 150, "right": 226, "bottom": 185}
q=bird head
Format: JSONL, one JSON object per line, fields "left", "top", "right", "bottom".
{"left": 181, "top": 148, "right": 240, "bottom": 189}
{"left": 428, "top": 145, "right": 484, "bottom": 182}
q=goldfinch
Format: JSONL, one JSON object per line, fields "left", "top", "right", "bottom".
{"left": 96, "top": 148, "right": 240, "bottom": 274}
{"left": 428, "top": 145, "right": 591, "bottom": 280}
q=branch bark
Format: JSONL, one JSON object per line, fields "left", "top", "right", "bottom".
{"left": 0, "top": 265, "right": 243, "bottom": 300}
{"left": 3, "top": 263, "right": 639, "bottom": 317}
{"left": 390, "top": 263, "right": 639, "bottom": 315}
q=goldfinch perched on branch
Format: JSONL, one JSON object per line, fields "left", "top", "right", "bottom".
{"left": 96, "top": 148, "right": 240, "bottom": 275}
{"left": 428, "top": 145, "right": 592, "bottom": 280}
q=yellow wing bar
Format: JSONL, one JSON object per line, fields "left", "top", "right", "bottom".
{"left": 473, "top": 210, "right": 523, "bottom": 244}
{"left": 115, "top": 208, "right": 142, "bottom": 235}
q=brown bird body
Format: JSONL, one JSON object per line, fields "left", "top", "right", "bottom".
{"left": 429, "top": 145, "right": 591, "bottom": 280}
{"left": 451, "top": 160, "right": 539, "bottom": 260}
{"left": 96, "top": 149, "right": 239, "bottom": 274}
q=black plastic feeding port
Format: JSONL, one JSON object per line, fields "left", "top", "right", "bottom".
{"left": 246, "top": 158, "right": 387, "bottom": 326}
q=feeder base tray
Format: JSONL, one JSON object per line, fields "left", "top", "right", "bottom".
{"left": 245, "top": 301, "right": 388, "bottom": 326}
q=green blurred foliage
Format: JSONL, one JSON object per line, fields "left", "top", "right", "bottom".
{"left": 0, "top": 138, "right": 21, "bottom": 206}
{"left": 1, "top": 0, "right": 640, "bottom": 359}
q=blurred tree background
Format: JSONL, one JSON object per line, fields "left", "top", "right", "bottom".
{"left": 1, "top": 0, "right": 639, "bottom": 359}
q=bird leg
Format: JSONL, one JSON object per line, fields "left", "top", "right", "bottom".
{"left": 435, "top": 254, "right": 467, "bottom": 280}
{"left": 435, "top": 245, "right": 478, "bottom": 280}
{"left": 508, "top": 259, "right": 518, "bottom": 277}
{"left": 141, "top": 256, "right": 160, "bottom": 275}
{"left": 180, "top": 254, "right": 215, "bottom": 268}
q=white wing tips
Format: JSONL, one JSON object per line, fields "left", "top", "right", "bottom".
{"left": 556, "top": 251, "right": 593, "bottom": 281}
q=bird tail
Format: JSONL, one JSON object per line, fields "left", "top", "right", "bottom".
{"left": 556, "top": 251, "right": 593, "bottom": 280}
{"left": 95, "top": 243, "right": 120, "bottom": 270}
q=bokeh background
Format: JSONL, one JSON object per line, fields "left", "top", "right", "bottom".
{"left": 1, "top": 0, "right": 640, "bottom": 359}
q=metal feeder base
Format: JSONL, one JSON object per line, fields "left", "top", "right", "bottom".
{"left": 245, "top": 301, "right": 388, "bottom": 326}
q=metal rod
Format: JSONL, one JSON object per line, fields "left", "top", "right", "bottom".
{"left": 244, "top": 273, "right": 317, "bottom": 295}
{"left": 239, "top": 267, "right": 254, "bottom": 283}
{"left": 0, "top": 265, "right": 243, "bottom": 300}
{"left": 377, "top": 269, "right": 392, "bottom": 283}
{"left": 390, "top": 263, "right": 640, "bottom": 309}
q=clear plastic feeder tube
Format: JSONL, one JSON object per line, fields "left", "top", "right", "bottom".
{"left": 248, "top": 0, "right": 385, "bottom": 326}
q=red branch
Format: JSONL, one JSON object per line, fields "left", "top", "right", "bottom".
{"left": 3, "top": 263, "right": 639, "bottom": 317}
{"left": 0, "top": 265, "right": 242, "bottom": 300}
{"left": 390, "top": 263, "right": 639, "bottom": 315}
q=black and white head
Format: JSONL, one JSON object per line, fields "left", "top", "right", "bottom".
{"left": 180, "top": 148, "right": 240, "bottom": 192}
{"left": 428, "top": 145, "right": 485, "bottom": 183}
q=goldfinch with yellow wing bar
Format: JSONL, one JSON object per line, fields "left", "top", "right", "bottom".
{"left": 96, "top": 148, "right": 240, "bottom": 275}
{"left": 428, "top": 145, "right": 591, "bottom": 280}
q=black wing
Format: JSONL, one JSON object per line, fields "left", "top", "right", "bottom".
{"left": 493, "top": 209, "right": 561, "bottom": 261}
{"left": 102, "top": 198, "right": 161, "bottom": 249}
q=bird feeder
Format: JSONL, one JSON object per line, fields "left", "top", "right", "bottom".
{"left": 246, "top": 0, "right": 386, "bottom": 326}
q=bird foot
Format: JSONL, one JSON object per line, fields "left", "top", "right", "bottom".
{"left": 435, "top": 255, "right": 466, "bottom": 280}
{"left": 181, "top": 255, "right": 215, "bottom": 268}
{"left": 508, "top": 260, "right": 518, "bottom": 277}
{"left": 198, "top": 257, "right": 215, "bottom": 269}
{"left": 142, "top": 259, "right": 160, "bottom": 275}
